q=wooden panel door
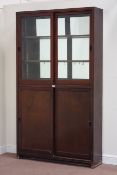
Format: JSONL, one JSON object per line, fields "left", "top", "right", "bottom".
{"left": 55, "top": 88, "right": 92, "bottom": 160}
{"left": 18, "top": 87, "right": 53, "bottom": 156}
{"left": 17, "top": 12, "right": 54, "bottom": 157}
{"left": 54, "top": 12, "right": 92, "bottom": 161}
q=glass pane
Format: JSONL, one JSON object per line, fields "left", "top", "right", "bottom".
{"left": 22, "top": 17, "right": 37, "bottom": 36}
{"left": 58, "top": 62, "right": 67, "bottom": 78}
{"left": 22, "top": 16, "right": 51, "bottom": 80}
{"left": 70, "top": 16, "right": 90, "bottom": 35}
{"left": 22, "top": 63, "right": 40, "bottom": 80}
{"left": 36, "top": 18, "right": 50, "bottom": 36}
{"left": 22, "top": 62, "right": 27, "bottom": 79}
{"left": 28, "top": 63, "right": 40, "bottom": 80}
{"left": 58, "top": 38, "right": 67, "bottom": 60}
{"left": 22, "top": 17, "right": 50, "bottom": 36}
{"left": 22, "top": 38, "right": 39, "bottom": 61}
{"left": 40, "top": 39, "right": 50, "bottom": 60}
{"left": 72, "top": 62, "right": 89, "bottom": 79}
{"left": 40, "top": 62, "right": 50, "bottom": 78}
{"left": 72, "top": 38, "right": 89, "bottom": 60}
{"left": 58, "top": 18, "right": 65, "bottom": 35}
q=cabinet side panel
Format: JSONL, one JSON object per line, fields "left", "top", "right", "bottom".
{"left": 93, "top": 8, "right": 103, "bottom": 166}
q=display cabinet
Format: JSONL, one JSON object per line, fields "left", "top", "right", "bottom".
{"left": 16, "top": 7, "right": 103, "bottom": 167}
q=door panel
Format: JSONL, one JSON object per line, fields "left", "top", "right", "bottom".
{"left": 17, "top": 13, "right": 53, "bottom": 157}
{"left": 55, "top": 88, "right": 91, "bottom": 160}
{"left": 56, "top": 15, "right": 90, "bottom": 83}
{"left": 20, "top": 14, "right": 52, "bottom": 85}
{"left": 18, "top": 87, "right": 53, "bottom": 154}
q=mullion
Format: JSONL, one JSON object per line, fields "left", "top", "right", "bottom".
{"left": 38, "top": 38, "right": 40, "bottom": 79}
{"left": 65, "top": 16, "right": 72, "bottom": 79}
{"left": 24, "top": 60, "right": 50, "bottom": 62}
{"left": 58, "top": 60, "right": 89, "bottom": 62}
{"left": 26, "top": 38, "right": 29, "bottom": 79}
{"left": 24, "top": 36, "right": 50, "bottom": 39}
{"left": 58, "top": 35, "right": 90, "bottom": 38}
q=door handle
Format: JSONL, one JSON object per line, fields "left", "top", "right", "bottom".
{"left": 52, "top": 85, "right": 55, "bottom": 88}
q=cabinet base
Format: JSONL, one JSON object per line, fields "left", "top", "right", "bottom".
{"left": 17, "top": 153, "right": 102, "bottom": 168}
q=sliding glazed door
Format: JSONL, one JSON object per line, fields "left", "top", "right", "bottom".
{"left": 55, "top": 14, "right": 92, "bottom": 160}
{"left": 17, "top": 13, "right": 53, "bottom": 157}
{"left": 17, "top": 11, "right": 92, "bottom": 160}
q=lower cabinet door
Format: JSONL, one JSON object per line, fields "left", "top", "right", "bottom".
{"left": 18, "top": 86, "right": 92, "bottom": 161}
{"left": 55, "top": 88, "right": 92, "bottom": 160}
{"left": 18, "top": 87, "right": 53, "bottom": 157}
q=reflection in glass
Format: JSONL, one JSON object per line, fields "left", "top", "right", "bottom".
{"left": 22, "top": 17, "right": 36, "bottom": 36}
{"left": 40, "top": 62, "right": 50, "bottom": 78}
{"left": 58, "top": 38, "right": 67, "bottom": 60}
{"left": 58, "top": 18, "right": 65, "bottom": 35}
{"left": 22, "top": 17, "right": 51, "bottom": 80}
{"left": 72, "top": 38, "right": 89, "bottom": 60}
{"left": 70, "top": 16, "right": 90, "bottom": 35}
{"left": 40, "top": 39, "right": 50, "bottom": 60}
{"left": 23, "top": 63, "right": 40, "bottom": 80}
{"left": 22, "top": 38, "right": 39, "bottom": 61}
{"left": 72, "top": 62, "right": 89, "bottom": 79}
{"left": 58, "top": 62, "right": 67, "bottom": 78}
{"left": 36, "top": 18, "right": 50, "bottom": 36}
{"left": 22, "top": 62, "right": 27, "bottom": 80}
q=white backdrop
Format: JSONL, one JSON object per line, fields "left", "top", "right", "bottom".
{"left": 0, "top": 11, "right": 5, "bottom": 151}
{"left": 0, "top": 0, "right": 117, "bottom": 164}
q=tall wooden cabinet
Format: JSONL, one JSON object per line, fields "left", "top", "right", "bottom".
{"left": 16, "top": 7, "right": 103, "bottom": 167}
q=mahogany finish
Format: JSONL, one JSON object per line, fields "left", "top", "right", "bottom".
{"left": 55, "top": 88, "right": 91, "bottom": 160}
{"left": 18, "top": 87, "right": 53, "bottom": 155}
{"left": 16, "top": 7, "right": 103, "bottom": 167}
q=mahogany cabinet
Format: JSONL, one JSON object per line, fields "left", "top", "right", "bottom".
{"left": 16, "top": 7, "right": 103, "bottom": 167}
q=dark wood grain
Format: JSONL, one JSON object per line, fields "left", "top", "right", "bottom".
{"left": 16, "top": 7, "right": 103, "bottom": 167}
{"left": 18, "top": 87, "right": 53, "bottom": 155}
{"left": 92, "top": 8, "right": 103, "bottom": 167}
{"left": 55, "top": 88, "right": 92, "bottom": 160}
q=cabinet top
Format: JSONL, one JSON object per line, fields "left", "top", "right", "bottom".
{"left": 16, "top": 7, "right": 103, "bottom": 16}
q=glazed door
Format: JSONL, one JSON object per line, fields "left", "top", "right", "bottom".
{"left": 17, "top": 11, "right": 92, "bottom": 160}
{"left": 54, "top": 13, "right": 92, "bottom": 160}
{"left": 17, "top": 13, "right": 54, "bottom": 157}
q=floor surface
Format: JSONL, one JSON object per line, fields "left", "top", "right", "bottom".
{"left": 0, "top": 154, "right": 117, "bottom": 175}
